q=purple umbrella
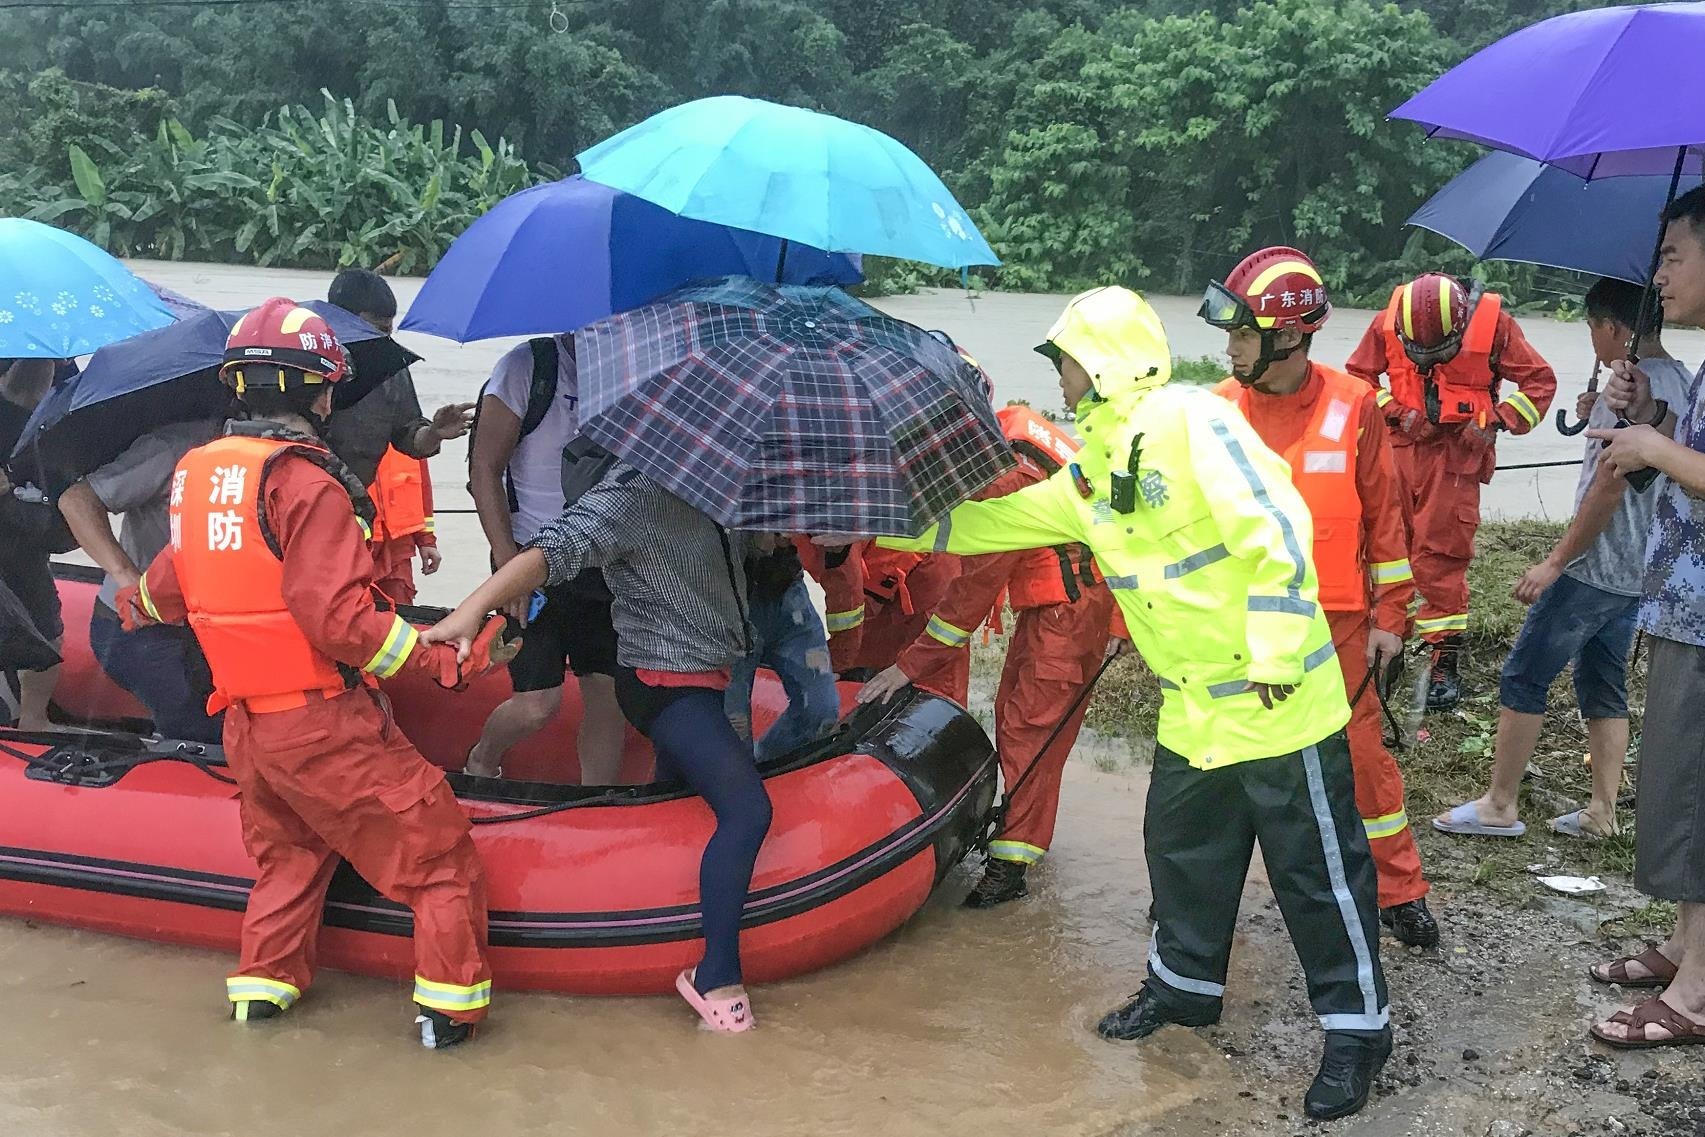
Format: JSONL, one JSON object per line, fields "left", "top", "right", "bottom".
{"left": 1390, "top": 2, "right": 1705, "bottom": 179}
{"left": 1392, "top": 2, "right": 1705, "bottom": 459}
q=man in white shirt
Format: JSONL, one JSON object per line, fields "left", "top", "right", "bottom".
{"left": 465, "top": 335, "right": 626, "bottom": 783}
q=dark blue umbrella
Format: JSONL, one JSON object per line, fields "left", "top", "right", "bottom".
{"left": 1407, "top": 151, "right": 1677, "bottom": 284}
{"left": 399, "top": 175, "right": 863, "bottom": 342}
{"left": 13, "top": 301, "right": 417, "bottom": 491}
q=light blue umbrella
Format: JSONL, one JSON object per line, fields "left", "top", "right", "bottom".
{"left": 0, "top": 219, "right": 175, "bottom": 357}
{"left": 576, "top": 96, "right": 1000, "bottom": 270}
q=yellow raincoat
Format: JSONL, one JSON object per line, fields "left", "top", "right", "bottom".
{"left": 882, "top": 287, "right": 1350, "bottom": 768}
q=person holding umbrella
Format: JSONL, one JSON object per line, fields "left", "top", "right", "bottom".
{"left": 1583, "top": 187, "right": 1705, "bottom": 1049}
{"left": 1202, "top": 247, "right": 1437, "bottom": 949}
{"left": 1346, "top": 273, "right": 1556, "bottom": 712}
{"left": 0, "top": 357, "right": 63, "bottom": 729}
{"left": 1435, "top": 278, "right": 1691, "bottom": 843}
{"left": 834, "top": 286, "right": 1391, "bottom": 1120}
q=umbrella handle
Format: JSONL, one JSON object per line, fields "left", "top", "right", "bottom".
{"left": 1556, "top": 409, "right": 1589, "bottom": 436}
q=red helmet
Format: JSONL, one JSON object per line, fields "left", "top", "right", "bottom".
{"left": 1200, "top": 246, "right": 1331, "bottom": 333}
{"left": 219, "top": 297, "right": 349, "bottom": 393}
{"left": 1393, "top": 273, "right": 1470, "bottom": 364}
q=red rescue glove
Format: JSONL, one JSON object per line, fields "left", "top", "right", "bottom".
{"left": 423, "top": 615, "right": 521, "bottom": 691}
{"left": 113, "top": 584, "right": 158, "bottom": 633}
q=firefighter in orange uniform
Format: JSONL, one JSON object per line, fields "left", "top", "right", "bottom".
{"left": 368, "top": 446, "right": 438, "bottom": 606}
{"left": 794, "top": 536, "right": 869, "bottom": 674}
{"left": 1346, "top": 273, "right": 1557, "bottom": 710}
{"left": 823, "top": 545, "right": 961, "bottom": 687}
{"left": 115, "top": 299, "right": 506, "bottom": 1049}
{"left": 857, "top": 403, "right": 1117, "bottom": 907}
{"left": 1203, "top": 248, "right": 1438, "bottom": 948}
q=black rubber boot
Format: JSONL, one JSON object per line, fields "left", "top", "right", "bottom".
{"left": 230, "top": 1000, "right": 285, "bottom": 1024}
{"left": 415, "top": 1007, "right": 478, "bottom": 1050}
{"left": 1096, "top": 985, "right": 1220, "bottom": 1041}
{"left": 1305, "top": 1028, "right": 1393, "bottom": 1120}
{"left": 1425, "top": 636, "right": 1463, "bottom": 711}
{"left": 963, "top": 858, "right": 1028, "bottom": 909}
{"left": 1380, "top": 897, "right": 1440, "bottom": 948}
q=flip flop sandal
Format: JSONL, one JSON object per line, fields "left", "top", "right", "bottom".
{"left": 1590, "top": 997, "right": 1705, "bottom": 1049}
{"left": 1431, "top": 801, "right": 1526, "bottom": 838}
{"left": 1589, "top": 945, "right": 1678, "bottom": 989}
{"left": 675, "top": 969, "right": 755, "bottom": 1033}
{"left": 1550, "top": 808, "right": 1616, "bottom": 840}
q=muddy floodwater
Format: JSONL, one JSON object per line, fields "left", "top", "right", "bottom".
{"left": 0, "top": 761, "right": 1289, "bottom": 1137}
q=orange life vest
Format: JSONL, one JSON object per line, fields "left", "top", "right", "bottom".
{"left": 1215, "top": 367, "right": 1369, "bottom": 612}
{"left": 369, "top": 446, "right": 430, "bottom": 542}
{"left": 995, "top": 405, "right": 1103, "bottom": 611}
{"left": 1380, "top": 287, "right": 1502, "bottom": 424}
{"left": 168, "top": 435, "right": 363, "bottom": 705}
{"left": 862, "top": 546, "right": 928, "bottom": 611}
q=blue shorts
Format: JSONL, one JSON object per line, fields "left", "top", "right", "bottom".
{"left": 1499, "top": 573, "right": 1639, "bottom": 719}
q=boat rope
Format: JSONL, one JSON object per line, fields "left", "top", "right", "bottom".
{"left": 1347, "top": 661, "right": 1407, "bottom": 750}
{"left": 466, "top": 785, "right": 645, "bottom": 825}
{"left": 0, "top": 729, "right": 238, "bottom": 786}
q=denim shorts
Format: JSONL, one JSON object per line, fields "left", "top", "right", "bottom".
{"left": 1499, "top": 572, "right": 1639, "bottom": 718}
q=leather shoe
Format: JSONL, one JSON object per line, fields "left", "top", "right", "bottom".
{"left": 1304, "top": 1028, "right": 1392, "bottom": 1121}
{"left": 1381, "top": 897, "right": 1440, "bottom": 948}
{"left": 1096, "top": 985, "right": 1219, "bottom": 1041}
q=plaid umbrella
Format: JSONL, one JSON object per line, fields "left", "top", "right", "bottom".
{"left": 574, "top": 276, "right": 1014, "bottom": 535}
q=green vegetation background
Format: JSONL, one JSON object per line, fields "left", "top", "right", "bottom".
{"left": 0, "top": 0, "right": 1602, "bottom": 301}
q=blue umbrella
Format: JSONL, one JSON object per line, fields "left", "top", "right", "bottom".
{"left": 1407, "top": 151, "right": 1676, "bottom": 284}
{"left": 13, "top": 301, "right": 417, "bottom": 490}
{"left": 577, "top": 96, "right": 1000, "bottom": 270}
{"left": 0, "top": 219, "right": 175, "bottom": 357}
{"left": 399, "top": 175, "right": 862, "bottom": 342}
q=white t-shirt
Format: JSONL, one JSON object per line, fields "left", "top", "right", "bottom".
{"left": 483, "top": 335, "right": 579, "bottom": 544}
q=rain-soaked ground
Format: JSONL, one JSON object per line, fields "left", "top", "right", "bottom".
{"left": 7, "top": 263, "right": 1701, "bottom": 1134}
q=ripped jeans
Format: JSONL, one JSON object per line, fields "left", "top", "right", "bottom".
{"left": 725, "top": 578, "right": 843, "bottom": 761}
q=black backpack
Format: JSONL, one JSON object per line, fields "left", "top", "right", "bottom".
{"left": 467, "top": 336, "right": 567, "bottom": 511}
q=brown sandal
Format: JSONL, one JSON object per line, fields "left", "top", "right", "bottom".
{"left": 1588, "top": 945, "right": 1678, "bottom": 988}
{"left": 1590, "top": 997, "right": 1705, "bottom": 1049}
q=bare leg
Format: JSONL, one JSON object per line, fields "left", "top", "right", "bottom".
{"left": 15, "top": 642, "right": 61, "bottom": 730}
{"left": 575, "top": 674, "right": 626, "bottom": 786}
{"left": 1447, "top": 707, "right": 1541, "bottom": 829}
{"left": 465, "top": 687, "right": 562, "bottom": 778}
{"left": 1584, "top": 717, "right": 1628, "bottom": 833}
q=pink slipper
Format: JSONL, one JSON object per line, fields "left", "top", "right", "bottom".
{"left": 675, "top": 969, "right": 755, "bottom": 1033}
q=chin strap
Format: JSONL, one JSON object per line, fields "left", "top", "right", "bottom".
{"left": 1236, "top": 330, "right": 1304, "bottom": 386}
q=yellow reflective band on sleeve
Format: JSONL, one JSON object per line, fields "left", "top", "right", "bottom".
{"left": 413, "top": 976, "right": 492, "bottom": 1012}
{"left": 825, "top": 607, "right": 865, "bottom": 634}
{"left": 989, "top": 840, "right": 1047, "bottom": 865}
{"left": 1502, "top": 391, "right": 1541, "bottom": 428}
{"left": 422, "top": 515, "right": 436, "bottom": 534}
{"left": 1370, "top": 559, "right": 1413, "bottom": 585}
{"left": 1375, "top": 388, "right": 1395, "bottom": 407}
{"left": 363, "top": 615, "right": 419, "bottom": 678}
{"left": 1414, "top": 613, "right": 1468, "bottom": 635}
{"left": 357, "top": 515, "right": 373, "bottom": 540}
{"left": 1363, "top": 809, "right": 1410, "bottom": 841}
{"left": 226, "top": 975, "right": 301, "bottom": 1009}
{"left": 137, "top": 573, "right": 161, "bottom": 621}
{"left": 925, "top": 614, "right": 973, "bottom": 648}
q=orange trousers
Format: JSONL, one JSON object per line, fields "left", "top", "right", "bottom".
{"left": 1392, "top": 438, "right": 1481, "bottom": 643}
{"left": 1330, "top": 609, "right": 1428, "bottom": 908}
{"left": 988, "top": 591, "right": 1114, "bottom": 865}
{"left": 370, "top": 538, "right": 419, "bottom": 607}
{"left": 223, "top": 689, "right": 491, "bottom": 1022}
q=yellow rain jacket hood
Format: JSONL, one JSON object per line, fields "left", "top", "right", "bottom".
{"left": 1035, "top": 287, "right": 1172, "bottom": 403}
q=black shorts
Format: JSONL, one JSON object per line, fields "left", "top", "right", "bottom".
{"left": 0, "top": 548, "right": 63, "bottom": 644}
{"left": 505, "top": 573, "right": 617, "bottom": 691}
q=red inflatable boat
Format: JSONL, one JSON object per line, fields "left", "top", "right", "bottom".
{"left": 0, "top": 566, "right": 996, "bottom": 994}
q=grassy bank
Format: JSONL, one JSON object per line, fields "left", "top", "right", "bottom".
{"left": 971, "top": 518, "right": 1668, "bottom": 931}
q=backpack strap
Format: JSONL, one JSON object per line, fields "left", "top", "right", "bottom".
{"left": 520, "top": 336, "right": 562, "bottom": 439}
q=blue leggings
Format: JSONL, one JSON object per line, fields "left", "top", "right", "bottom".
{"left": 617, "top": 673, "right": 773, "bottom": 992}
